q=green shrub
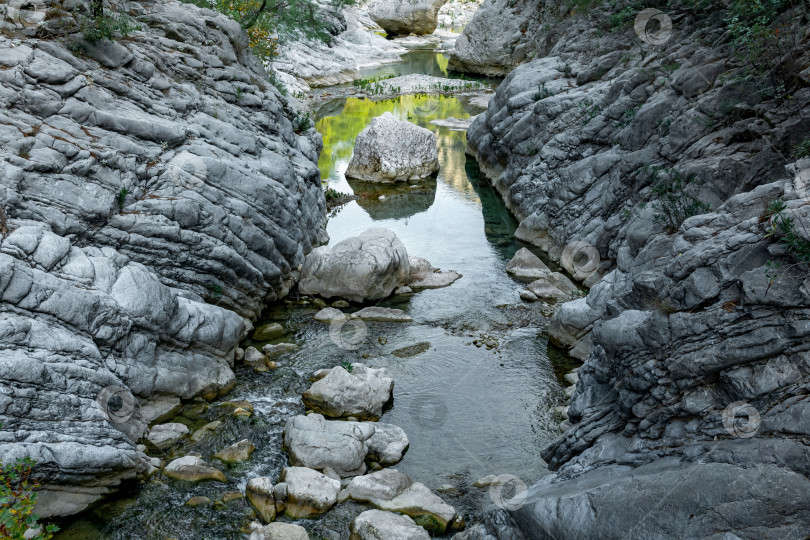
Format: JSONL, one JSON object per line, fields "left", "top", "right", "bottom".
{"left": 77, "top": 10, "right": 140, "bottom": 42}
{"left": 0, "top": 454, "right": 58, "bottom": 540}
{"left": 648, "top": 167, "right": 711, "bottom": 231}
{"left": 793, "top": 138, "right": 810, "bottom": 158}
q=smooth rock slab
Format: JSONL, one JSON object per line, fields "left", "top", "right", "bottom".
{"left": 523, "top": 272, "right": 579, "bottom": 304}
{"left": 299, "top": 228, "right": 411, "bottom": 302}
{"left": 346, "top": 113, "right": 439, "bottom": 183}
{"left": 351, "top": 307, "right": 413, "bottom": 323}
{"left": 164, "top": 456, "right": 226, "bottom": 483}
{"left": 365, "top": 423, "right": 410, "bottom": 466}
{"left": 314, "top": 307, "right": 348, "bottom": 323}
{"left": 347, "top": 469, "right": 456, "bottom": 532}
{"left": 213, "top": 439, "right": 256, "bottom": 464}
{"left": 408, "top": 257, "right": 462, "bottom": 290}
{"left": 506, "top": 248, "right": 550, "bottom": 283}
{"left": 146, "top": 423, "right": 189, "bottom": 450}
{"left": 280, "top": 466, "right": 341, "bottom": 518}
{"left": 283, "top": 414, "right": 375, "bottom": 476}
{"left": 351, "top": 509, "right": 430, "bottom": 539}
{"left": 303, "top": 364, "right": 394, "bottom": 421}
{"left": 246, "top": 477, "right": 276, "bottom": 523}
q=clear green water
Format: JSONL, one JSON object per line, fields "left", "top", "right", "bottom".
{"left": 54, "top": 56, "right": 572, "bottom": 540}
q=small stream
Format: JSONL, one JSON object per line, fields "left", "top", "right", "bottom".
{"left": 54, "top": 52, "right": 577, "bottom": 540}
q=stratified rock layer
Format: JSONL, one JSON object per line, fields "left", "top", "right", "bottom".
{"left": 463, "top": 1, "right": 810, "bottom": 538}
{"left": 0, "top": 0, "right": 326, "bottom": 517}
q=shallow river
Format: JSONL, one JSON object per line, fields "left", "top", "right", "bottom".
{"left": 54, "top": 52, "right": 576, "bottom": 540}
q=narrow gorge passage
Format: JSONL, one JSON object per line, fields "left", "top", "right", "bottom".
{"left": 53, "top": 51, "right": 574, "bottom": 540}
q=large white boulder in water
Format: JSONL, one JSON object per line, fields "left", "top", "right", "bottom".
{"left": 346, "top": 113, "right": 439, "bottom": 183}
{"left": 302, "top": 364, "right": 394, "bottom": 421}
{"left": 298, "top": 228, "right": 411, "bottom": 302}
{"left": 350, "top": 509, "right": 430, "bottom": 539}
{"left": 282, "top": 414, "right": 375, "bottom": 477}
{"left": 369, "top": 0, "right": 448, "bottom": 36}
{"left": 346, "top": 469, "right": 456, "bottom": 532}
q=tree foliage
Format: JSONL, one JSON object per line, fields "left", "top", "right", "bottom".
{"left": 184, "top": 0, "right": 356, "bottom": 61}
{"left": 0, "top": 453, "right": 57, "bottom": 540}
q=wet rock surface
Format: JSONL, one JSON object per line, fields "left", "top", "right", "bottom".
{"left": 302, "top": 364, "right": 395, "bottom": 421}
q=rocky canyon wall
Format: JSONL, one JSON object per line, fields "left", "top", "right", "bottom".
{"left": 0, "top": 0, "right": 326, "bottom": 516}
{"left": 461, "top": 1, "right": 810, "bottom": 537}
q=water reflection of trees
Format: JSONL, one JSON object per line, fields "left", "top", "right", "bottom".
{"left": 315, "top": 95, "right": 480, "bottom": 199}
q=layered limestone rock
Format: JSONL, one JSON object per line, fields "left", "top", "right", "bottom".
{"left": 0, "top": 0, "right": 325, "bottom": 517}
{"left": 369, "top": 0, "right": 448, "bottom": 36}
{"left": 464, "top": 1, "right": 810, "bottom": 537}
{"left": 346, "top": 113, "right": 439, "bottom": 183}
{"left": 448, "top": 0, "right": 559, "bottom": 76}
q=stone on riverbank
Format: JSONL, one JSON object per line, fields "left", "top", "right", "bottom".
{"left": 146, "top": 423, "right": 189, "bottom": 450}
{"left": 314, "top": 307, "right": 349, "bottom": 323}
{"left": 351, "top": 509, "right": 431, "bottom": 539}
{"left": 262, "top": 343, "right": 299, "bottom": 358}
{"left": 283, "top": 414, "right": 375, "bottom": 476}
{"left": 365, "top": 423, "right": 410, "bottom": 465}
{"left": 346, "top": 113, "right": 439, "bottom": 183}
{"left": 253, "top": 323, "right": 284, "bottom": 341}
{"left": 249, "top": 521, "right": 310, "bottom": 540}
{"left": 506, "top": 248, "right": 550, "bottom": 283}
{"left": 280, "top": 466, "right": 341, "bottom": 518}
{"left": 213, "top": 439, "right": 256, "bottom": 464}
{"left": 246, "top": 477, "right": 277, "bottom": 523}
{"left": 347, "top": 469, "right": 456, "bottom": 532}
{"left": 299, "top": 228, "right": 411, "bottom": 302}
{"left": 369, "top": 0, "right": 448, "bottom": 36}
{"left": 303, "top": 364, "right": 394, "bottom": 421}
{"left": 407, "top": 257, "right": 462, "bottom": 290}
{"left": 164, "top": 456, "right": 226, "bottom": 483}
{"left": 522, "top": 273, "right": 579, "bottom": 304}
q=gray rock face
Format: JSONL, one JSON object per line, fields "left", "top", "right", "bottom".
{"left": 0, "top": 0, "right": 325, "bottom": 518}
{"left": 303, "top": 364, "right": 394, "bottom": 420}
{"left": 407, "top": 257, "right": 462, "bottom": 290}
{"left": 465, "top": 2, "right": 810, "bottom": 538}
{"left": 369, "top": 0, "right": 448, "bottom": 36}
{"left": 505, "top": 248, "right": 549, "bottom": 282}
{"left": 346, "top": 469, "right": 457, "bottom": 532}
{"left": 351, "top": 509, "right": 431, "bottom": 540}
{"left": 282, "top": 413, "right": 375, "bottom": 476}
{"left": 448, "top": 0, "right": 558, "bottom": 76}
{"left": 299, "top": 228, "right": 411, "bottom": 302}
{"left": 346, "top": 113, "right": 439, "bottom": 183}
{"left": 365, "top": 423, "right": 410, "bottom": 466}
{"left": 246, "top": 477, "right": 277, "bottom": 523}
{"left": 279, "top": 466, "right": 342, "bottom": 518}
{"left": 147, "top": 423, "right": 190, "bottom": 450}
